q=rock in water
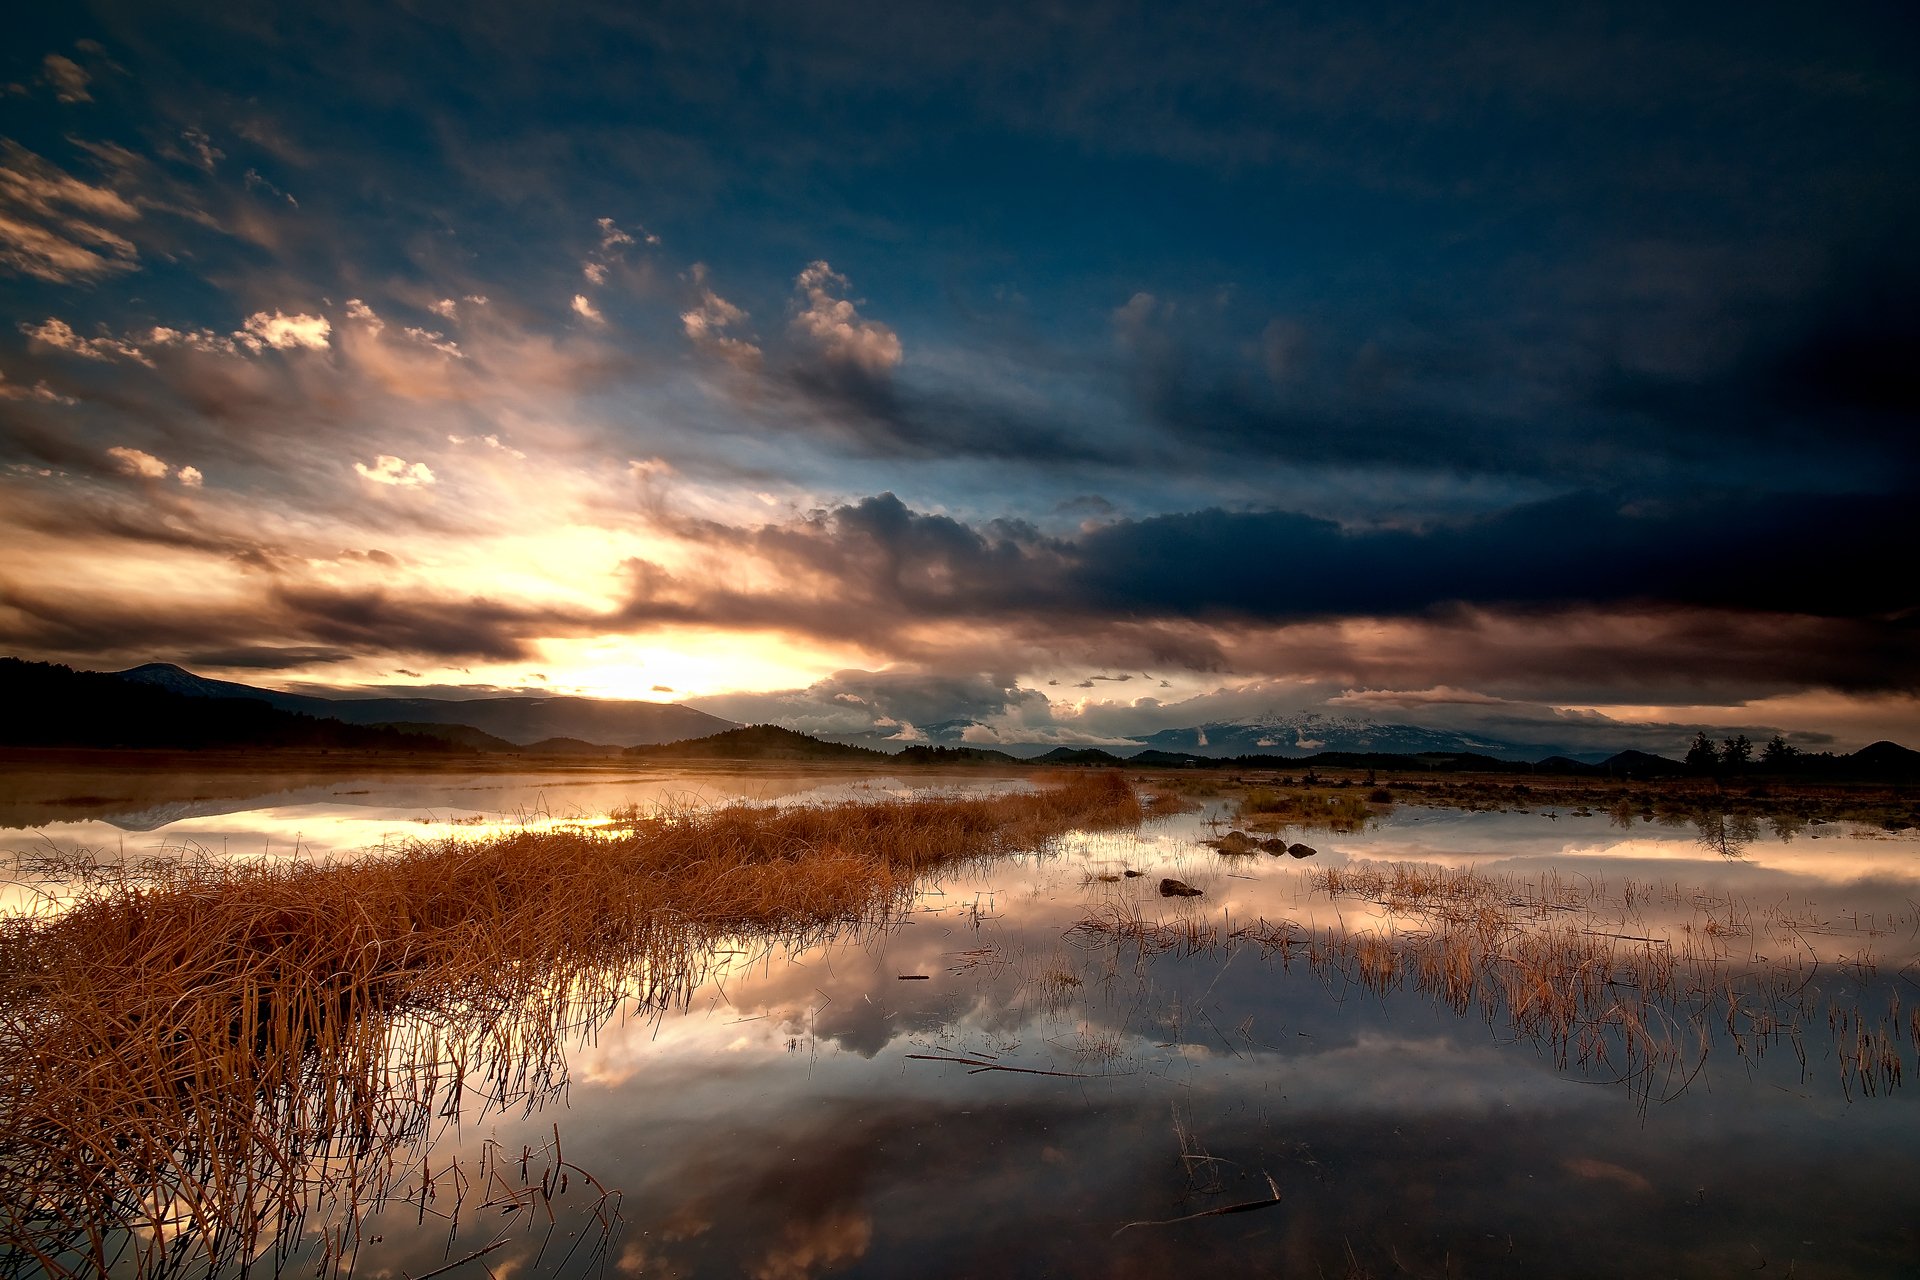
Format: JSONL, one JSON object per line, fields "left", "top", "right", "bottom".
{"left": 1159, "top": 877, "right": 1204, "bottom": 897}
{"left": 1286, "top": 843, "right": 1317, "bottom": 859}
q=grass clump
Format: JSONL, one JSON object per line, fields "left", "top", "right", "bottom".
{"left": 0, "top": 772, "right": 1141, "bottom": 1277}
{"left": 1235, "top": 785, "right": 1378, "bottom": 832}
{"left": 1073, "top": 853, "right": 1915, "bottom": 1110}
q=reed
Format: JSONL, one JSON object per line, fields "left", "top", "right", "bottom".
{"left": 1072, "top": 854, "right": 1912, "bottom": 1108}
{"left": 1235, "top": 786, "right": 1377, "bottom": 833}
{"left": 0, "top": 772, "right": 1141, "bottom": 1277}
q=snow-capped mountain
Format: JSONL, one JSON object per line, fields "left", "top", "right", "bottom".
{"left": 815, "top": 710, "right": 1550, "bottom": 760}
{"left": 1135, "top": 713, "right": 1536, "bottom": 760}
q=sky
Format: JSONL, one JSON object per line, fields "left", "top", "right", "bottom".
{"left": 1, "top": 1, "right": 1915, "bottom": 754}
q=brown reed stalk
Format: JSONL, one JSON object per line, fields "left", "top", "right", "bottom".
{"left": 1071, "top": 854, "right": 1909, "bottom": 1110}
{"left": 0, "top": 772, "right": 1141, "bottom": 1277}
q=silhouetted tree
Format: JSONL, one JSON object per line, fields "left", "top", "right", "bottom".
{"left": 1762, "top": 734, "right": 1800, "bottom": 767}
{"left": 1719, "top": 734, "right": 1753, "bottom": 771}
{"left": 1685, "top": 731, "right": 1718, "bottom": 772}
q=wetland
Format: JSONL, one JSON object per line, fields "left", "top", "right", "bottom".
{"left": 1, "top": 759, "right": 1917, "bottom": 1277}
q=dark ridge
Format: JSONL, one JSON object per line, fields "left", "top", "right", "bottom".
{"left": 0, "top": 659, "right": 469, "bottom": 753}
{"left": 375, "top": 721, "right": 522, "bottom": 752}
{"left": 114, "top": 661, "right": 736, "bottom": 747}
{"left": 519, "top": 736, "right": 622, "bottom": 756}
{"left": 1841, "top": 740, "right": 1920, "bottom": 779}
{"left": 1591, "top": 749, "right": 1685, "bottom": 777}
{"left": 1030, "top": 747, "right": 1130, "bottom": 766}
{"left": 624, "top": 724, "right": 890, "bottom": 761}
{"left": 892, "top": 745, "right": 1022, "bottom": 765}
{"left": 1124, "top": 749, "right": 1210, "bottom": 767}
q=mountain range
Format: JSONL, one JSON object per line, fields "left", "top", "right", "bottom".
{"left": 1135, "top": 713, "right": 1529, "bottom": 759}
{"left": 116, "top": 663, "right": 733, "bottom": 747}
{"left": 7, "top": 661, "right": 1911, "bottom": 775}
{"left": 820, "top": 711, "right": 1552, "bottom": 761}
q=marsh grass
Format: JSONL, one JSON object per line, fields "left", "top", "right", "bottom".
{"left": 1073, "top": 856, "right": 1915, "bottom": 1108}
{"left": 0, "top": 772, "right": 1141, "bottom": 1277}
{"left": 1235, "top": 786, "right": 1377, "bottom": 833}
{"left": 1379, "top": 773, "right": 1920, "bottom": 832}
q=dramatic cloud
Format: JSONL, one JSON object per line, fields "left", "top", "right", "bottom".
{"left": 0, "top": 371, "right": 73, "bottom": 403}
{"left": 179, "top": 128, "right": 224, "bottom": 173}
{"left": 681, "top": 265, "right": 759, "bottom": 366}
{"left": 353, "top": 455, "right": 434, "bottom": 487}
{"left": 23, "top": 317, "right": 149, "bottom": 364}
{"left": 628, "top": 490, "right": 1913, "bottom": 636}
{"left": 791, "top": 262, "right": 901, "bottom": 373}
{"left": 236, "top": 311, "right": 330, "bottom": 352}
{"left": 0, "top": 5, "right": 1912, "bottom": 750}
{"left": 40, "top": 54, "right": 92, "bottom": 103}
{"left": 105, "top": 446, "right": 169, "bottom": 479}
{"left": 0, "top": 142, "right": 139, "bottom": 282}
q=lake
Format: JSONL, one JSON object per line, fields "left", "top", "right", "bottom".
{"left": 3, "top": 761, "right": 1917, "bottom": 1277}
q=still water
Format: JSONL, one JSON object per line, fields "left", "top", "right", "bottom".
{"left": 4, "top": 763, "right": 1918, "bottom": 1277}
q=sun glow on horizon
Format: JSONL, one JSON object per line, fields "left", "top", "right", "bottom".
{"left": 212, "top": 631, "right": 885, "bottom": 703}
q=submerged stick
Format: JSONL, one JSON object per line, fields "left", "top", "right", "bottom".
{"left": 1112, "top": 1173, "right": 1283, "bottom": 1236}
{"left": 404, "top": 1235, "right": 511, "bottom": 1280}
{"left": 904, "top": 1052, "right": 1088, "bottom": 1078}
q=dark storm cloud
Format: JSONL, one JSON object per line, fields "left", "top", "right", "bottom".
{"left": 618, "top": 494, "right": 1059, "bottom": 643}
{"left": 634, "top": 489, "right": 1912, "bottom": 632}
{"left": 621, "top": 489, "right": 1920, "bottom": 696}
{"left": 183, "top": 644, "right": 358, "bottom": 669}
{"left": 699, "top": 669, "right": 1048, "bottom": 738}
{"left": 4, "top": 479, "right": 269, "bottom": 556}
{"left": 0, "top": 578, "right": 579, "bottom": 668}
{"left": 1233, "top": 609, "right": 1918, "bottom": 702}
{"left": 1113, "top": 243, "right": 1920, "bottom": 492}
{"left": 1, "top": 0, "right": 1914, "bottom": 742}
{"left": 0, "top": 583, "right": 256, "bottom": 656}
{"left": 1067, "top": 492, "right": 1914, "bottom": 620}
{"left": 1584, "top": 249, "right": 1920, "bottom": 469}
{"left": 8, "top": 1, "right": 1913, "bottom": 492}
{"left": 779, "top": 357, "right": 1111, "bottom": 464}
{"left": 268, "top": 586, "right": 572, "bottom": 663}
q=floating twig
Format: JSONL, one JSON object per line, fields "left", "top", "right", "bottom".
{"left": 404, "top": 1235, "right": 511, "bottom": 1280}
{"left": 1112, "top": 1173, "right": 1282, "bottom": 1235}
{"left": 905, "top": 1053, "right": 1087, "bottom": 1078}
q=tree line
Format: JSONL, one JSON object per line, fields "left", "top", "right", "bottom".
{"left": 1684, "top": 731, "right": 1799, "bottom": 774}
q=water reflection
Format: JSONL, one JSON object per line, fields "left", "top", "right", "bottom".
{"left": 2, "top": 769, "right": 1918, "bottom": 1276}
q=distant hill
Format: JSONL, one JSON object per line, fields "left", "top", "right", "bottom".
{"left": 1769, "top": 741, "right": 1920, "bottom": 782}
{"left": 810, "top": 712, "right": 1553, "bottom": 760}
{"left": 893, "top": 744, "right": 1022, "bottom": 765}
{"left": 521, "top": 736, "right": 623, "bottom": 756}
{"left": 115, "top": 662, "right": 733, "bottom": 747}
{"left": 0, "top": 659, "right": 469, "bottom": 753}
{"left": 1031, "top": 746, "right": 1130, "bottom": 766}
{"left": 1125, "top": 749, "right": 1210, "bottom": 767}
{"left": 380, "top": 721, "right": 521, "bottom": 752}
{"left": 626, "top": 724, "right": 890, "bottom": 761}
{"left": 1136, "top": 713, "right": 1545, "bottom": 760}
{"left": 1598, "top": 750, "right": 1686, "bottom": 777}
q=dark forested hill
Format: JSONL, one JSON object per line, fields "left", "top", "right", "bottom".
{"left": 0, "top": 659, "right": 466, "bottom": 752}
{"left": 625, "top": 724, "right": 890, "bottom": 761}
{"left": 114, "top": 662, "right": 733, "bottom": 747}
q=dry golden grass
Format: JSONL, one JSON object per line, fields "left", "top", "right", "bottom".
{"left": 0, "top": 772, "right": 1141, "bottom": 1277}
{"left": 1236, "top": 785, "right": 1377, "bottom": 833}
